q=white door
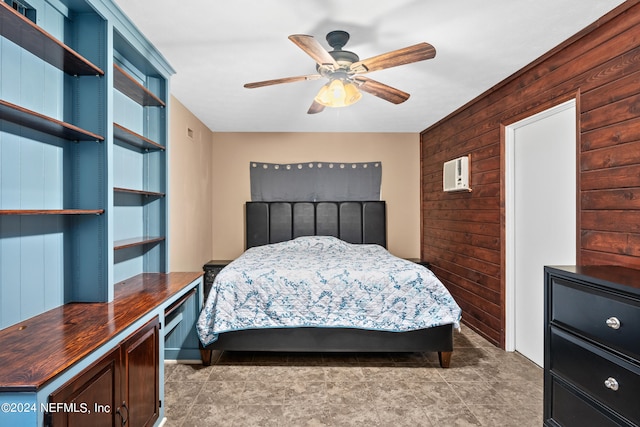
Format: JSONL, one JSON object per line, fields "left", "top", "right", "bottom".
{"left": 505, "top": 100, "right": 576, "bottom": 367}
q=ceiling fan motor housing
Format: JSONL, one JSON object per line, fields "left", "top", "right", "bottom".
{"left": 317, "top": 30, "right": 360, "bottom": 75}
{"left": 330, "top": 49, "right": 359, "bottom": 65}
{"left": 326, "top": 30, "right": 350, "bottom": 49}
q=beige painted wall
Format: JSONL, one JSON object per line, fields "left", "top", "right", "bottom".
{"left": 210, "top": 132, "right": 421, "bottom": 259}
{"left": 168, "top": 100, "right": 421, "bottom": 265}
{"left": 168, "top": 95, "right": 214, "bottom": 271}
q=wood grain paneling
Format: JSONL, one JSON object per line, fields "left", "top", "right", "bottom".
{"left": 420, "top": 1, "right": 640, "bottom": 347}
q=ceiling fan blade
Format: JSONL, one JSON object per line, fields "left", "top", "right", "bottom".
{"left": 244, "top": 74, "right": 322, "bottom": 89}
{"left": 307, "top": 100, "right": 325, "bottom": 114}
{"left": 353, "top": 76, "right": 410, "bottom": 104}
{"left": 350, "top": 42, "right": 436, "bottom": 74}
{"left": 289, "top": 34, "right": 339, "bottom": 68}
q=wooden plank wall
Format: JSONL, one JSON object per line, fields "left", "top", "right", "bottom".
{"left": 420, "top": 1, "right": 640, "bottom": 347}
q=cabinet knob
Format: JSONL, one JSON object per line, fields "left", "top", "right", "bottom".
{"left": 606, "top": 317, "right": 621, "bottom": 330}
{"left": 604, "top": 377, "right": 619, "bottom": 391}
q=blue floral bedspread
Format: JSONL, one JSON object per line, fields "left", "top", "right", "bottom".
{"left": 196, "top": 236, "right": 462, "bottom": 346}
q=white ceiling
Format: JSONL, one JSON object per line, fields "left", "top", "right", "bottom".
{"left": 113, "top": 0, "right": 625, "bottom": 133}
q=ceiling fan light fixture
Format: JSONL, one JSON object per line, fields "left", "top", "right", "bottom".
{"left": 245, "top": 31, "right": 435, "bottom": 113}
{"left": 314, "top": 79, "right": 362, "bottom": 108}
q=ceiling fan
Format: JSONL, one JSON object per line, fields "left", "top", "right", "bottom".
{"left": 244, "top": 30, "right": 436, "bottom": 114}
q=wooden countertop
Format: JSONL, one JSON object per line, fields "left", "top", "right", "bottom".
{"left": 0, "top": 272, "right": 202, "bottom": 392}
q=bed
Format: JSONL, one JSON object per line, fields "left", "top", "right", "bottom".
{"left": 197, "top": 201, "right": 462, "bottom": 368}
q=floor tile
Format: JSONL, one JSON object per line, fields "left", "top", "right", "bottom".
{"left": 163, "top": 327, "right": 542, "bottom": 426}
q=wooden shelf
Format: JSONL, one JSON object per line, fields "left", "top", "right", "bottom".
{"left": 0, "top": 209, "right": 104, "bottom": 215}
{"left": 0, "top": 2, "right": 103, "bottom": 76}
{"left": 0, "top": 99, "right": 104, "bottom": 142}
{"left": 114, "top": 187, "right": 165, "bottom": 198}
{"left": 114, "top": 64, "right": 165, "bottom": 107}
{"left": 113, "top": 123, "right": 164, "bottom": 151}
{"left": 114, "top": 236, "right": 165, "bottom": 251}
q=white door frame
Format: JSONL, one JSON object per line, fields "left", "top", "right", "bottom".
{"left": 504, "top": 98, "right": 576, "bottom": 352}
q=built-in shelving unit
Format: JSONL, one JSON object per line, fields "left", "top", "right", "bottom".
{"left": 111, "top": 28, "right": 169, "bottom": 284}
{"left": 0, "top": 2, "right": 104, "bottom": 76}
{"left": 0, "top": 0, "right": 108, "bottom": 314}
{"left": 0, "top": 0, "right": 173, "bottom": 320}
{"left": 0, "top": 3, "right": 204, "bottom": 426}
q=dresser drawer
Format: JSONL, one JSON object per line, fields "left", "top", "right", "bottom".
{"left": 550, "top": 328, "right": 640, "bottom": 424}
{"left": 547, "top": 377, "right": 626, "bottom": 427}
{"left": 551, "top": 277, "right": 640, "bottom": 360}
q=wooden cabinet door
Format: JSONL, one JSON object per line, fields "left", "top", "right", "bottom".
{"left": 48, "top": 316, "right": 159, "bottom": 427}
{"left": 48, "top": 347, "right": 121, "bottom": 427}
{"left": 122, "top": 317, "right": 160, "bottom": 427}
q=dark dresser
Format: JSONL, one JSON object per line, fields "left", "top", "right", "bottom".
{"left": 544, "top": 265, "right": 640, "bottom": 427}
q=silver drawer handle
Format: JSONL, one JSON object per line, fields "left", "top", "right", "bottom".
{"left": 604, "top": 377, "right": 619, "bottom": 391}
{"left": 606, "top": 317, "right": 621, "bottom": 330}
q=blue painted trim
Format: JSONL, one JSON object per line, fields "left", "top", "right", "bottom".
{"left": 164, "top": 348, "right": 202, "bottom": 362}
{"left": 85, "top": 0, "right": 175, "bottom": 77}
{"left": 0, "top": 393, "right": 38, "bottom": 427}
{"left": 162, "top": 279, "right": 203, "bottom": 361}
{"left": 164, "top": 311, "right": 183, "bottom": 336}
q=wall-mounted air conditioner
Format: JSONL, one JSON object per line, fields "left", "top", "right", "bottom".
{"left": 443, "top": 155, "right": 471, "bottom": 192}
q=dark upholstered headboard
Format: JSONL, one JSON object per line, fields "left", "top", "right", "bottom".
{"left": 246, "top": 201, "right": 386, "bottom": 249}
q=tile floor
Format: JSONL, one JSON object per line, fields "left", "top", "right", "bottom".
{"left": 163, "top": 327, "right": 543, "bottom": 426}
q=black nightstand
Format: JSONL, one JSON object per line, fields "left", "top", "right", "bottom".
{"left": 404, "top": 258, "right": 431, "bottom": 269}
{"left": 203, "top": 259, "right": 233, "bottom": 297}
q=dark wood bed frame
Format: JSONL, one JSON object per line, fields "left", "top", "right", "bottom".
{"left": 200, "top": 201, "right": 454, "bottom": 368}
